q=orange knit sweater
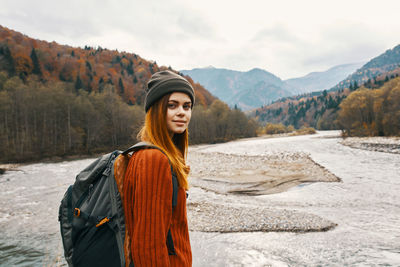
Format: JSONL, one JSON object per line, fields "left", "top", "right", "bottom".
{"left": 118, "top": 149, "right": 192, "bottom": 267}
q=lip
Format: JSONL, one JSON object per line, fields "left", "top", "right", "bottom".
{"left": 173, "top": 120, "right": 186, "bottom": 123}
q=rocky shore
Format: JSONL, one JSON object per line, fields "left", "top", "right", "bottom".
{"left": 187, "top": 201, "right": 337, "bottom": 233}
{"left": 186, "top": 145, "right": 340, "bottom": 233}
{"left": 340, "top": 136, "right": 400, "bottom": 154}
{"left": 0, "top": 164, "right": 20, "bottom": 175}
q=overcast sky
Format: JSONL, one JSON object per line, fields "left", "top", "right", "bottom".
{"left": 1, "top": 0, "right": 399, "bottom": 79}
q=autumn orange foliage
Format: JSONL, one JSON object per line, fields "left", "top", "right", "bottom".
{"left": 0, "top": 25, "right": 215, "bottom": 107}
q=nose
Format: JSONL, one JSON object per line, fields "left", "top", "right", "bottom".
{"left": 177, "top": 105, "right": 185, "bottom": 115}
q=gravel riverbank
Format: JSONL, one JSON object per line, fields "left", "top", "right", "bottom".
{"left": 340, "top": 136, "right": 400, "bottom": 154}
{"left": 186, "top": 141, "right": 340, "bottom": 233}
{"left": 0, "top": 164, "right": 20, "bottom": 175}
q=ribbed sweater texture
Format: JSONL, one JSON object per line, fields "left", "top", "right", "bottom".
{"left": 120, "top": 149, "right": 192, "bottom": 267}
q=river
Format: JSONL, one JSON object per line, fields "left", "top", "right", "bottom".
{"left": 1, "top": 131, "right": 399, "bottom": 266}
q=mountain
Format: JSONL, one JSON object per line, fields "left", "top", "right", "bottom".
{"left": 330, "top": 44, "right": 400, "bottom": 91}
{"left": 285, "top": 62, "right": 364, "bottom": 94}
{"left": 180, "top": 67, "right": 298, "bottom": 110}
{"left": 0, "top": 25, "right": 215, "bottom": 107}
{"left": 253, "top": 67, "right": 400, "bottom": 130}
{"left": 181, "top": 62, "right": 362, "bottom": 110}
{"left": 252, "top": 44, "right": 400, "bottom": 130}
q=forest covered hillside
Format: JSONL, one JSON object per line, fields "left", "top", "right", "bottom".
{"left": 330, "top": 44, "right": 400, "bottom": 92}
{"left": 337, "top": 76, "right": 400, "bottom": 136}
{"left": 0, "top": 25, "right": 215, "bottom": 107}
{"left": 0, "top": 25, "right": 258, "bottom": 162}
{"left": 253, "top": 66, "right": 400, "bottom": 132}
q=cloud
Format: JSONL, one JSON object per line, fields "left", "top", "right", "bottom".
{"left": 301, "top": 22, "right": 388, "bottom": 67}
{"left": 1, "top": 0, "right": 400, "bottom": 79}
{"left": 0, "top": 0, "right": 103, "bottom": 44}
{"left": 233, "top": 21, "right": 395, "bottom": 78}
{"left": 251, "top": 24, "right": 300, "bottom": 45}
{"left": 177, "top": 13, "right": 216, "bottom": 39}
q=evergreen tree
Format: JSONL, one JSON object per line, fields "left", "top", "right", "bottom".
{"left": 75, "top": 75, "right": 83, "bottom": 92}
{"left": 127, "top": 61, "right": 134, "bottom": 75}
{"left": 30, "top": 48, "right": 42, "bottom": 76}
{"left": 85, "top": 61, "right": 92, "bottom": 72}
{"left": 98, "top": 77, "right": 104, "bottom": 93}
{"left": 119, "top": 77, "right": 124, "bottom": 95}
{"left": 107, "top": 75, "right": 114, "bottom": 85}
{"left": 0, "top": 45, "right": 16, "bottom": 75}
{"left": 365, "top": 79, "right": 371, "bottom": 88}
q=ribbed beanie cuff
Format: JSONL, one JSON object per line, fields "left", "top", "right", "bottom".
{"left": 145, "top": 70, "right": 195, "bottom": 112}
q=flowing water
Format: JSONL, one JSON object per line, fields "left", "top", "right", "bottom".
{"left": 1, "top": 131, "right": 399, "bottom": 266}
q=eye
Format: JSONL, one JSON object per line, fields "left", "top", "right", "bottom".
{"left": 168, "top": 103, "right": 177, "bottom": 109}
{"left": 183, "top": 103, "right": 192, "bottom": 110}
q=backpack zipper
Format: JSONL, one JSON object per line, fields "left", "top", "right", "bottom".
{"left": 87, "top": 184, "right": 94, "bottom": 200}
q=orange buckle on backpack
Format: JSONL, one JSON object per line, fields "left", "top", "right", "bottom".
{"left": 96, "top": 217, "right": 110, "bottom": 227}
{"left": 73, "top": 208, "right": 81, "bottom": 217}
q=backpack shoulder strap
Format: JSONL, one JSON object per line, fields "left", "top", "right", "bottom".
{"left": 122, "top": 141, "right": 156, "bottom": 155}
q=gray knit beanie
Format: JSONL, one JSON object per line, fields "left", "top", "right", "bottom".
{"left": 145, "top": 70, "right": 195, "bottom": 112}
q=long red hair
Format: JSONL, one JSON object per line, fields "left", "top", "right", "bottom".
{"left": 138, "top": 94, "right": 190, "bottom": 190}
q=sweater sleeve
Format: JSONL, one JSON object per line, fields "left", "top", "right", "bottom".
{"left": 124, "top": 149, "right": 173, "bottom": 267}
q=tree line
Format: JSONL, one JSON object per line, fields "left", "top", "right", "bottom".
{"left": 189, "top": 100, "right": 258, "bottom": 144}
{"left": 337, "top": 77, "right": 400, "bottom": 136}
{"left": 256, "top": 89, "right": 345, "bottom": 130}
{"left": 0, "top": 73, "right": 258, "bottom": 163}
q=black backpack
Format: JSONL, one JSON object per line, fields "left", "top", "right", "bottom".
{"left": 58, "top": 142, "right": 178, "bottom": 267}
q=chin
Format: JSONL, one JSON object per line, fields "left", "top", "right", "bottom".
{"left": 172, "top": 128, "right": 186, "bottom": 135}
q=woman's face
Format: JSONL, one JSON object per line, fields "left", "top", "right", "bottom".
{"left": 166, "top": 92, "right": 192, "bottom": 135}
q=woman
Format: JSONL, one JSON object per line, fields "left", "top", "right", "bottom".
{"left": 121, "top": 70, "right": 194, "bottom": 266}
